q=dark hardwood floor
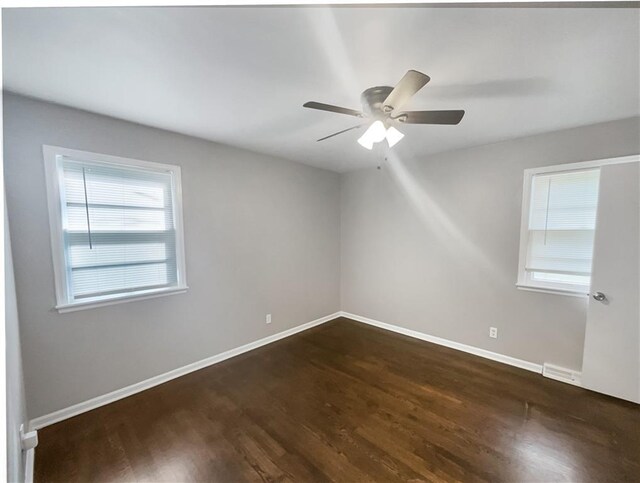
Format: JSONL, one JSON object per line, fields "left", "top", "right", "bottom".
{"left": 36, "top": 317, "right": 640, "bottom": 482}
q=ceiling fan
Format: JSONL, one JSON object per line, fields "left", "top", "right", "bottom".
{"left": 303, "top": 70, "right": 465, "bottom": 150}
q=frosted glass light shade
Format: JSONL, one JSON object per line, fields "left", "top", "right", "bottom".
{"left": 386, "top": 126, "right": 404, "bottom": 147}
{"left": 358, "top": 121, "right": 387, "bottom": 150}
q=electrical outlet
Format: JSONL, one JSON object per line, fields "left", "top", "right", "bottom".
{"left": 266, "top": 314, "right": 272, "bottom": 324}
{"left": 489, "top": 327, "right": 498, "bottom": 339}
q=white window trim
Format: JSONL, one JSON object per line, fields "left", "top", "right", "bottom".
{"left": 43, "top": 145, "right": 188, "bottom": 312}
{"left": 516, "top": 154, "right": 639, "bottom": 297}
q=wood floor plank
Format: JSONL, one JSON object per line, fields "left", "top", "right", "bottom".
{"left": 35, "top": 318, "right": 640, "bottom": 482}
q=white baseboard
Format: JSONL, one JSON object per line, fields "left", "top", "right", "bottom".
{"left": 339, "top": 311, "right": 543, "bottom": 374}
{"left": 24, "top": 448, "right": 35, "bottom": 483}
{"left": 29, "top": 312, "right": 341, "bottom": 430}
{"left": 542, "top": 363, "right": 582, "bottom": 386}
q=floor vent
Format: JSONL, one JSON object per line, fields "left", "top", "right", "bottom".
{"left": 542, "top": 363, "right": 582, "bottom": 386}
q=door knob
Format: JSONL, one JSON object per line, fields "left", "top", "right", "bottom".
{"left": 592, "top": 292, "right": 606, "bottom": 302}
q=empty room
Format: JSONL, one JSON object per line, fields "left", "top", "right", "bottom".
{"left": 3, "top": 2, "right": 640, "bottom": 482}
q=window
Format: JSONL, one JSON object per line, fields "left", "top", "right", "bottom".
{"left": 44, "top": 146, "right": 187, "bottom": 312}
{"left": 517, "top": 163, "right": 601, "bottom": 296}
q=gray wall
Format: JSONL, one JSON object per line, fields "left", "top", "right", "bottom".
{"left": 5, "top": 201, "right": 28, "bottom": 483}
{"left": 4, "top": 93, "right": 341, "bottom": 419}
{"left": 6, "top": 89, "right": 639, "bottom": 422}
{"left": 341, "top": 117, "right": 640, "bottom": 371}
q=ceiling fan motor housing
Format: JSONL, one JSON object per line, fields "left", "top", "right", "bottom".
{"left": 361, "top": 86, "right": 394, "bottom": 118}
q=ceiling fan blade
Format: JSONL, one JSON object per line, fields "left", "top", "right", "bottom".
{"left": 383, "top": 70, "right": 431, "bottom": 113}
{"left": 395, "top": 110, "right": 465, "bottom": 125}
{"left": 303, "top": 101, "right": 363, "bottom": 118}
{"left": 317, "top": 124, "right": 365, "bottom": 142}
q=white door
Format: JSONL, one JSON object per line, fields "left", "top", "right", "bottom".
{"left": 582, "top": 161, "right": 639, "bottom": 403}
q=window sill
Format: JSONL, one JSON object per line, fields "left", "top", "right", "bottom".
{"left": 55, "top": 286, "right": 189, "bottom": 313}
{"left": 516, "top": 283, "right": 589, "bottom": 298}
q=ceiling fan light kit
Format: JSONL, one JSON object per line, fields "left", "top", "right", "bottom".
{"left": 304, "top": 70, "right": 465, "bottom": 151}
{"left": 356, "top": 122, "right": 405, "bottom": 150}
{"left": 357, "top": 120, "right": 387, "bottom": 150}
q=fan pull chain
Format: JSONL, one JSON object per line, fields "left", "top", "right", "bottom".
{"left": 82, "top": 167, "right": 93, "bottom": 249}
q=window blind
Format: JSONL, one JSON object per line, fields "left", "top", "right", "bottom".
{"left": 60, "top": 158, "right": 179, "bottom": 302}
{"left": 525, "top": 168, "right": 600, "bottom": 287}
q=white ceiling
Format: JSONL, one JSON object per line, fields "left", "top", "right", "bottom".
{"left": 3, "top": 6, "right": 639, "bottom": 172}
